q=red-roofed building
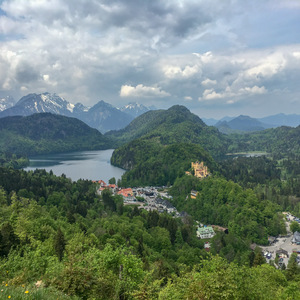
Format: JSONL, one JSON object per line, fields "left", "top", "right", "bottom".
{"left": 117, "top": 188, "right": 134, "bottom": 200}
{"left": 97, "top": 180, "right": 107, "bottom": 187}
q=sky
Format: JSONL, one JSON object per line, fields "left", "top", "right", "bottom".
{"left": 0, "top": 0, "right": 299, "bottom": 119}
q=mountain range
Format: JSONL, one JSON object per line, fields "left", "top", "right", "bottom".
{"left": 203, "top": 113, "right": 300, "bottom": 133}
{"left": 0, "top": 93, "right": 151, "bottom": 133}
{"left": 1, "top": 92, "right": 299, "bottom": 135}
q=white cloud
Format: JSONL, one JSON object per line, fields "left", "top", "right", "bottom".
{"left": 120, "top": 84, "right": 170, "bottom": 98}
{"left": 184, "top": 96, "right": 193, "bottom": 101}
{"left": 199, "top": 85, "right": 267, "bottom": 102}
{"left": 239, "top": 85, "right": 267, "bottom": 95}
{"left": 200, "top": 89, "right": 223, "bottom": 101}
{"left": 201, "top": 78, "right": 217, "bottom": 86}
{"left": 163, "top": 64, "right": 201, "bottom": 79}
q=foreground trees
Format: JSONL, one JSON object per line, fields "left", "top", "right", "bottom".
{"left": 0, "top": 167, "right": 299, "bottom": 299}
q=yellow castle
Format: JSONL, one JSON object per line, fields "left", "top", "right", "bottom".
{"left": 191, "top": 161, "right": 209, "bottom": 179}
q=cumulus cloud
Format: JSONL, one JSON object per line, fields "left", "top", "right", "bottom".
{"left": 0, "top": 0, "right": 298, "bottom": 116}
{"left": 163, "top": 64, "right": 201, "bottom": 79}
{"left": 120, "top": 84, "right": 170, "bottom": 98}
{"left": 199, "top": 85, "right": 267, "bottom": 102}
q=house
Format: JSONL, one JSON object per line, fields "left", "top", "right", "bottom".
{"left": 276, "top": 249, "right": 289, "bottom": 258}
{"left": 292, "top": 231, "right": 300, "bottom": 245}
{"left": 204, "top": 242, "right": 211, "bottom": 252}
{"left": 117, "top": 188, "right": 135, "bottom": 201}
{"left": 197, "top": 226, "right": 215, "bottom": 239}
{"left": 108, "top": 184, "right": 117, "bottom": 193}
{"left": 97, "top": 180, "right": 107, "bottom": 187}
{"left": 190, "top": 190, "right": 198, "bottom": 199}
{"left": 97, "top": 186, "right": 108, "bottom": 195}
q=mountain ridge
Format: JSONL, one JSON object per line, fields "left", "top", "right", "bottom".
{"left": 216, "top": 115, "right": 273, "bottom": 134}
{"left": 0, "top": 93, "right": 153, "bottom": 133}
{"left": 0, "top": 113, "right": 112, "bottom": 155}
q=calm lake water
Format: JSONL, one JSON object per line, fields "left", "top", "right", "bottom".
{"left": 24, "top": 149, "right": 125, "bottom": 182}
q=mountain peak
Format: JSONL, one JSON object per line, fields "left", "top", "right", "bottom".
{"left": 120, "top": 102, "right": 150, "bottom": 117}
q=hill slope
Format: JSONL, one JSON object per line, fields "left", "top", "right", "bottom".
{"left": 0, "top": 113, "right": 112, "bottom": 155}
{"left": 110, "top": 105, "right": 228, "bottom": 186}
{"left": 216, "top": 115, "right": 271, "bottom": 134}
{"left": 107, "top": 105, "right": 228, "bottom": 157}
{"left": 228, "top": 125, "right": 300, "bottom": 155}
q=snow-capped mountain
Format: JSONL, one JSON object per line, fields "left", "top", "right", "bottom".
{"left": 0, "top": 96, "right": 15, "bottom": 112}
{"left": 0, "top": 93, "right": 75, "bottom": 117}
{"left": 0, "top": 93, "right": 135, "bottom": 133}
{"left": 119, "top": 102, "right": 151, "bottom": 117}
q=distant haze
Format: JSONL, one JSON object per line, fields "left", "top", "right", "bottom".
{"left": 0, "top": 1, "right": 299, "bottom": 118}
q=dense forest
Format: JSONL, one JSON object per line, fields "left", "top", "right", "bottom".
{"left": 0, "top": 168, "right": 300, "bottom": 299}
{"left": 108, "top": 105, "right": 228, "bottom": 159}
{"left": 0, "top": 113, "right": 112, "bottom": 157}
{"left": 112, "top": 142, "right": 217, "bottom": 187}
{"left": 227, "top": 126, "right": 300, "bottom": 155}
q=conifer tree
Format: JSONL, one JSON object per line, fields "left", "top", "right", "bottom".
{"left": 54, "top": 227, "right": 66, "bottom": 261}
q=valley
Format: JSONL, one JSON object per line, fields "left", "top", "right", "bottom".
{"left": 0, "top": 97, "right": 299, "bottom": 299}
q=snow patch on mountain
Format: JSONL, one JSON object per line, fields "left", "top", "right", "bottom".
{"left": 120, "top": 102, "right": 150, "bottom": 117}
{"left": 0, "top": 96, "right": 15, "bottom": 112}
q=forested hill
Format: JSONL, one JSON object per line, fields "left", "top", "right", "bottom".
{"left": 110, "top": 106, "right": 228, "bottom": 186}
{"left": 228, "top": 125, "right": 300, "bottom": 155}
{"left": 0, "top": 113, "right": 113, "bottom": 155}
{"left": 108, "top": 105, "right": 228, "bottom": 158}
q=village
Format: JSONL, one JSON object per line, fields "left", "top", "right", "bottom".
{"left": 95, "top": 161, "right": 210, "bottom": 217}
{"left": 95, "top": 161, "right": 300, "bottom": 264}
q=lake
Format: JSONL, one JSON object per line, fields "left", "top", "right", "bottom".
{"left": 226, "top": 151, "right": 269, "bottom": 158}
{"left": 24, "top": 149, "right": 125, "bottom": 182}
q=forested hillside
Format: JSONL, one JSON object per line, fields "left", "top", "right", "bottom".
{"left": 1, "top": 168, "right": 300, "bottom": 299}
{"left": 112, "top": 142, "right": 216, "bottom": 186}
{"left": 108, "top": 105, "right": 228, "bottom": 157}
{"left": 227, "top": 125, "right": 300, "bottom": 155}
{"left": 0, "top": 113, "right": 113, "bottom": 156}
{"left": 110, "top": 105, "right": 228, "bottom": 186}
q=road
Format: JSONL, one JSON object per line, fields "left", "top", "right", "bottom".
{"left": 260, "top": 217, "right": 300, "bottom": 267}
